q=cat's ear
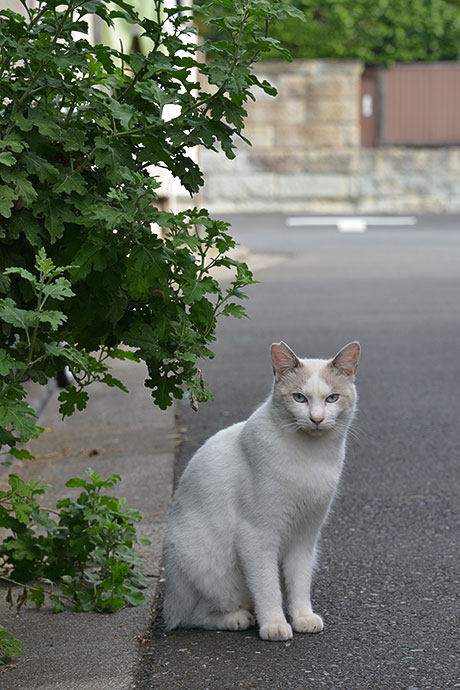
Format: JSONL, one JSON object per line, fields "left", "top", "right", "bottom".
{"left": 270, "top": 342, "right": 300, "bottom": 380}
{"left": 330, "top": 342, "right": 361, "bottom": 379}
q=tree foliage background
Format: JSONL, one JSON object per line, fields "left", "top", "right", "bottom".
{"left": 266, "top": 0, "right": 460, "bottom": 65}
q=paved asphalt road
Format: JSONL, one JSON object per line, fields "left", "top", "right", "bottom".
{"left": 136, "top": 215, "right": 460, "bottom": 690}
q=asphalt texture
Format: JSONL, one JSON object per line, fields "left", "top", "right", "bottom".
{"left": 135, "top": 215, "right": 460, "bottom": 690}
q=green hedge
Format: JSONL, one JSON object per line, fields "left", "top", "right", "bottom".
{"left": 268, "top": 0, "right": 460, "bottom": 65}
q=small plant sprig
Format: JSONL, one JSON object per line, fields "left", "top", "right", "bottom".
{"left": 0, "top": 469, "right": 151, "bottom": 615}
{"left": 0, "top": 624, "right": 21, "bottom": 665}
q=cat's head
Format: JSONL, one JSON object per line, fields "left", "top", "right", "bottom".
{"left": 270, "top": 341, "right": 360, "bottom": 437}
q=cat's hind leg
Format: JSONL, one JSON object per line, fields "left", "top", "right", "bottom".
{"left": 162, "top": 563, "right": 202, "bottom": 631}
{"left": 163, "top": 554, "right": 255, "bottom": 632}
{"left": 201, "top": 608, "right": 255, "bottom": 631}
{"left": 163, "top": 575, "right": 255, "bottom": 632}
{"left": 179, "top": 568, "right": 255, "bottom": 631}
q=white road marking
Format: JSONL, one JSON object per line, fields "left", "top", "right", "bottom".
{"left": 286, "top": 216, "right": 417, "bottom": 232}
{"left": 337, "top": 218, "right": 367, "bottom": 233}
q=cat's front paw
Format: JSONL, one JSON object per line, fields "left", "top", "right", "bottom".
{"left": 259, "top": 621, "right": 293, "bottom": 642}
{"left": 292, "top": 613, "right": 324, "bottom": 634}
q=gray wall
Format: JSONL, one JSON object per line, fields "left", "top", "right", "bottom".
{"left": 201, "top": 59, "right": 460, "bottom": 214}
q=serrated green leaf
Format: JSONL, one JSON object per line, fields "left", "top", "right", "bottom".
{"left": 52, "top": 174, "right": 87, "bottom": 196}
{"left": 101, "top": 374, "right": 129, "bottom": 393}
{"left": 220, "top": 302, "right": 247, "bottom": 319}
{"left": 0, "top": 400, "right": 37, "bottom": 442}
{"left": 0, "top": 134, "right": 25, "bottom": 153}
{"left": 42, "top": 277, "right": 75, "bottom": 301}
{"left": 71, "top": 242, "right": 108, "bottom": 280}
{"left": 123, "top": 243, "right": 167, "bottom": 300}
{"left": 28, "top": 110, "right": 61, "bottom": 138}
{"left": 34, "top": 247, "right": 54, "bottom": 274}
{"left": 28, "top": 587, "right": 45, "bottom": 609}
{"left": 13, "top": 500, "right": 33, "bottom": 523}
{"left": 0, "top": 185, "right": 17, "bottom": 217}
{"left": 0, "top": 426, "right": 16, "bottom": 447}
{"left": 34, "top": 197, "right": 74, "bottom": 243}
{"left": 62, "top": 127, "right": 87, "bottom": 152}
{"left": 146, "top": 374, "right": 183, "bottom": 409}
{"left": 37, "top": 309, "right": 67, "bottom": 330}
{"left": 58, "top": 387, "right": 89, "bottom": 416}
{"left": 8, "top": 473, "right": 33, "bottom": 497}
{"left": 180, "top": 352, "right": 198, "bottom": 363}
{"left": 65, "top": 477, "right": 88, "bottom": 488}
{"left": 49, "top": 594, "right": 66, "bottom": 613}
{"left": 8, "top": 209, "right": 44, "bottom": 245}
{"left": 8, "top": 447, "right": 34, "bottom": 460}
{"left": 44, "top": 342, "right": 93, "bottom": 373}
{"left": 11, "top": 112, "right": 33, "bottom": 132}
{"left": 0, "top": 624, "right": 22, "bottom": 662}
{"left": 109, "top": 348, "right": 140, "bottom": 363}
{"left": 123, "top": 588, "right": 146, "bottom": 607}
{"left": 0, "top": 152, "right": 16, "bottom": 166}
{"left": 109, "top": 101, "right": 136, "bottom": 129}
{"left": 0, "top": 297, "right": 37, "bottom": 329}
{"left": 3, "top": 266, "right": 37, "bottom": 285}
{"left": 0, "top": 348, "right": 15, "bottom": 376}
{"left": 134, "top": 82, "right": 178, "bottom": 108}
{"left": 84, "top": 467, "right": 103, "bottom": 485}
{"left": 13, "top": 174, "right": 37, "bottom": 206}
{"left": 183, "top": 276, "right": 219, "bottom": 304}
{"left": 21, "top": 151, "right": 60, "bottom": 183}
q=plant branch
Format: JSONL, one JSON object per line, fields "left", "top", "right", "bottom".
{"left": 0, "top": 575, "right": 73, "bottom": 603}
{"left": 6, "top": 0, "right": 76, "bottom": 135}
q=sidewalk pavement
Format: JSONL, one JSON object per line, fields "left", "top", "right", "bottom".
{"left": 0, "top": 357, "right": 176, "bottom": 690}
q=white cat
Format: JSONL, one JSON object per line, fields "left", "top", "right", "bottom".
{"left": 162, "top": 340, "right": 361, "bottom": 641}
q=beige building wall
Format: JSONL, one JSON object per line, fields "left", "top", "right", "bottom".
{"left": 201, "top": 59, "right": 460, "bottom": 214}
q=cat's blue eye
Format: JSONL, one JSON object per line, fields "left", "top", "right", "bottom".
{"left": 293, "top": 393, "right": 308, "bottom": 403}
{"left": 326, "top": 393, "right": 339, "bottom": 403}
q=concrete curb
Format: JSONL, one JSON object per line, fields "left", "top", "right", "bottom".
{"left": 0, "top": 358, "right": 175, "bottom": 690}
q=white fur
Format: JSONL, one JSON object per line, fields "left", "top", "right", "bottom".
{"left": 163, "top": 342, "right": 360, "bottom": 641}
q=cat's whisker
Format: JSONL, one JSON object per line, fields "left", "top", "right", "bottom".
{"left": 281, "top": 421, "right": 304, "bottom": 431}
{"left": 333, "top": 421, "right": 371, "bottom": 449}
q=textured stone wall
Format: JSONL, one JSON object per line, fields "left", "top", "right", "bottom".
{"left": 200, "top": 59, "right": 460, "bottom": 214}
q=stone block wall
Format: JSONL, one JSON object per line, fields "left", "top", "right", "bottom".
{"left": 200, "top": 59, "right": 460, "bottom": 214}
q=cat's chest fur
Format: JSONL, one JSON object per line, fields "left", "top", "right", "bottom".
{"left": 237, "top": 403, "right": 345, "bottom": 531}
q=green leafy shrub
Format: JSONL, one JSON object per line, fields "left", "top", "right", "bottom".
{"left": 0, "top": 0, "right": 293, "bottom": 432}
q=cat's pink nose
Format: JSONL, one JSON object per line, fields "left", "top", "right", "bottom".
{"left": 310, "top": 416, "right": 324, "bottom": 426}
